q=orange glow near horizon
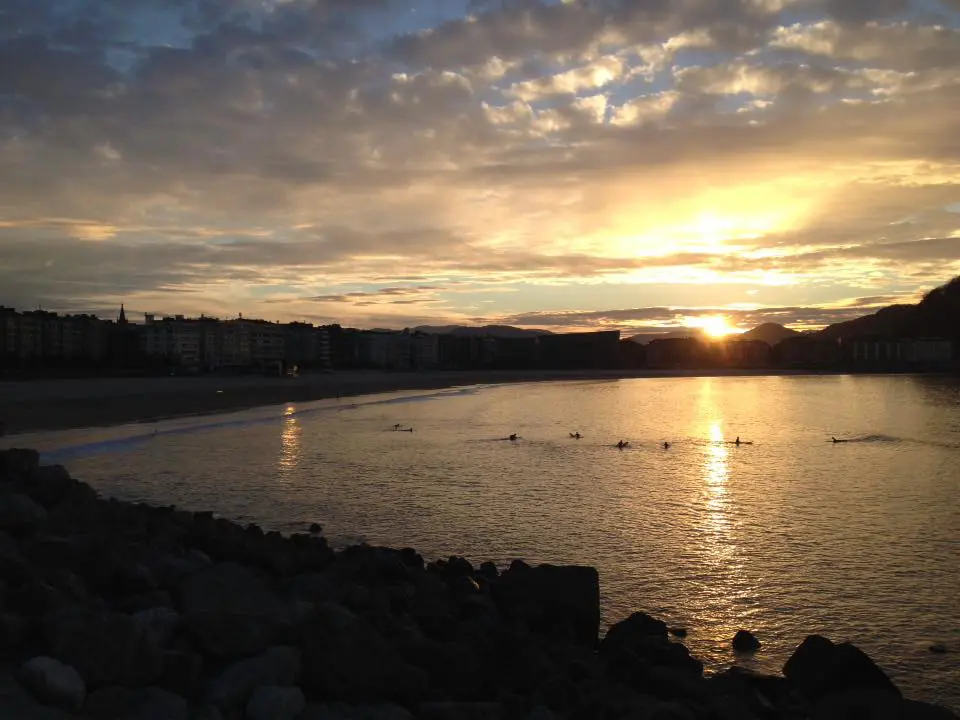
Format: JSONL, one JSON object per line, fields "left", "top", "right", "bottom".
{"left": 690, "top": 315, "right": 741, "bottom": 338}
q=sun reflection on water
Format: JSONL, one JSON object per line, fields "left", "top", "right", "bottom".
{"left": 279, "top": 405, "right": 301, "bottom": 472}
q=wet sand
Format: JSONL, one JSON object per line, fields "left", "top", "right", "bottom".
{"left": 0, "top": 368, "right": 829, "bottom": 435}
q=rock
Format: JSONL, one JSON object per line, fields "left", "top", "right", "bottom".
{"left": 245, "top": 686, "right": 306, "bottom": 720}
{"left": 525, "top": 707, "right": 561, "bottom": 720}
{"left": 44, "top": 608, "right": 163, "bottom": 688}
{"left": 418, "top": 702, "right": 506, "bottom": 720}
{"left": 299, "top": 602, "right": 428, "bottom": 703}
{"left": 0, "top": 493, "right": 48, "bottom": 533}
{"left": 133, "top": 606, "right": 182, "bottom": 648}
{"left": 783, "top": 635, "right": 901, "bottom": 702}
{"left": 492, "top": 564, "right": 600, "bottom": 647}
{"left": 300, "top": 703, "right": 414, "bottom": 720}
{"left": 22, "top": 466, "right": 76, "bottom": 509}
{"left": 205, "top": 646, "right": 300, "bottom": 711}
{"left": 176, "top": 562, "right": 283, "bottom": 617}
{"left": 309, "top": 523, "right": 322, "bottom": 534}
{"left": 0, "top": 612, "right": 27, "bottom": 647}
{"left": 0, "top": 674, "right": 72, "bottom": 719}
{"left": 399, "top": 638, "right": 487, "bottom": 700}
{"left": 158, "top": 651, "right": 204, "bottom": 699}
{"left": 192, "top": 703, "right": 223, "bottom": 720}
{"left": 929, "top": 643, "right": 948, "bottom": 654}
{"left": 19, "top": 657, "right": 86, "bottom": 712}
{"left": 810, "top": 688, "right": 956, "bottom": 720}
{"left": 600, "top": 613, "right": 703, "bottom": 691}
{"left": 668, "top": 627, "right": 688, "bottom": 638}
{"left": 84, "top": 686, "right": 188, "bottom": 720}
{"left": 479, "top": 561, "right": 498, "bottom": 580}
{"left": 0, "top": 448, "right": 41, "bottom": 478}
{"left": 186, "top": 610, "right": 289, "bottom": 658}
{"left": 732, "top": 630, "right": 761, "bottom": 653}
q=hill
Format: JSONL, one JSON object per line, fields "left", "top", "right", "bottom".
{"left": 413, "top": 325, "right": 552, "bottom": 338}
{"left": 740, "top": 323, "right": 799, "bottom": 346}
{"left": 817, "top": 276, "right": 960, "bottom": 341}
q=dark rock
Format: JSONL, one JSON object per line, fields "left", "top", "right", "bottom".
{"left": 0, "top": 673, "right": 71, "bottom": 719}
{"left": 783, "top": 635, "right": 901, "bottom": 702}
{"left": 205, "top": 645, "right": 300, "bottom": 712}
{"left": 116, "top": 590, "right": 175, "bottom": 614}
{"left": 479, "top": 561, "right": 498, "bottom": 580}
{"left": 299, "top": 602, "right": 428, "bottom": 703}
{"left": 399, "top": 638, "right": 487, "bottom": 700}
{"left": 0, "top": 493, "right": 48, "bottom": 533}
{"left": 600, "top": 613, "right": 703, "bottom": 692}
{"left": 44, "top": 608, "right": 163, "bottom": 688}
{"left": 811, "top": 688, "right": 956, "bottom": 720}
{"left": 492, "top": 564, "right": 600, "bottom": 647}
{"left": 22, "top": 466, "right": 77, "bottom": 509}
{"left": 300, "top": 703, "right": 414, "bottom": 720}
{"left": 419, "top": 702, "right": 506, "bottom": 720}
{"left": 18, "top": 656, "right": 86, "bottom": 712}
{"left": 929, "top": 643, "right": 948, "bottom": 654}
{"left": 0, "top": 449, "right": 41, "bottom": 478}
{"left": 245, "top": 685, "right": 306, "bottom": 720}
{"left": 0, "top": 612, "right": 27, "bottom": 648}
{"left": 399, "top": 548, "right": 423, "bottom": 569}
{"left": 133, "top": 606, "right": 181, "bottom": 648}
{"left": 84, "top": 686, "right": 188, "bottom": 720}
{"left": 185, "top": 610, "right": 289, "bottom": 658}
{"left": 668, "top": 627, "right": 687, "bottom": 638}
{"left": 309, "top": 523, "right": 322, "bottom": 534}
{"left": 176, "top": 562, "right": 282, "bottom": 617}
{"left": 732, "top": 630, "right": 761, "bottom": 653}
{"left": 83, "top": 686, "right": 136, "bottom": 718}
{"left": 158, "top": 651, "right": 204, "bottom": 699}
{"left": 192, "top": 703, "right": 224, "bottom": 720}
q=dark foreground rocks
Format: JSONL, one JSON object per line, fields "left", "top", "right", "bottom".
{"left": 0, "top": 448, "right": 956, "bottom": 720}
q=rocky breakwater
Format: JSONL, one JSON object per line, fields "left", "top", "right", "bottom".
{"left": 0, "top": 447, "right": 956, "bottom": 720}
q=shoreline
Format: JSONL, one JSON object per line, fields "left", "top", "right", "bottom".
{"left": 1, "top": 447, "right": 955, "bottom": 719}
{"left": 0, "top": 368, "right": 867, "bottom": 436}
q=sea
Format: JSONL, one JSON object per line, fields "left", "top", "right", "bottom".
{"left": 8, "top": 374, "right": 960, "bottom": 710}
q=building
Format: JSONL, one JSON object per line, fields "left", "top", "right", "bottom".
{"left": 536, "top": 331, "right": 621, "bottom": 369}
{"left": 903, "top": 338, "right": 953, "bottom": 370}
{"left": 713, "top": 339, "right": 772, "bottom": 368}
{"left": 646, "top": 337, "right": 706, "bottom": 368}
{"left": 774, "top": 336, "right": 842, "bottom": 369}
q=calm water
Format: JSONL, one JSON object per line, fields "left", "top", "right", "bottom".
{"left": 7, "top": 375, "right": 960, "bottom": 709}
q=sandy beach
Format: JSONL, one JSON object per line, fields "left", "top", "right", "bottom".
{"left": 0, "top": 368, "right": 834, "bottom": 435}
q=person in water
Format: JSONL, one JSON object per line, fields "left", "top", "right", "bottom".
{"left": 617, "top": 440, "right": 628, "bottom": 449}
{"left": 735, "top": 436, "right": 741, "bottom": 446}
{"left": 509, "top": 433, "right": 518, "bottom": 441}
{"left": 663, "top": 441, "right": 670, "bottom": 449}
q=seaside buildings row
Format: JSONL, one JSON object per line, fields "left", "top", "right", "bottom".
{"left": 0, "top": 305, "right": 955, "bottom": 377}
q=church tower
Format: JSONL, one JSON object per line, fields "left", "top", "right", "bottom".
{"left": 118, "top": 303, "right": 127, "bottom": 324}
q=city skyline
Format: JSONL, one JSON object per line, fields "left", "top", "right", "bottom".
{"left": 1, "top": 0, "right": 959, "bottom": 334}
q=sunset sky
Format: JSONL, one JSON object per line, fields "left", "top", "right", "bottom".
{"left": 1, "top": 0, "right": 958, "bottom": 335}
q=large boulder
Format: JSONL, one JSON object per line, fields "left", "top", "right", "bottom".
{"left": 44, "top": 608, "right": 163, "bottom": 688}
{"left": 205, "top": 646, "right": 300, "bottom": 712}
{"left": 810, "top": 688, "right": 958, "bottom": 720}
{"left": 0, "top": 673, "right": 72, "bottom": 720}
{"left": 418, "top": 702, "right": 506, "bottom": 720}
{"left": 492, "top": 564, "right": 600, "bottom": 647}
{"left": 732, "top": 630, "right": 761, "bottom": 653}
{"left": 600, "top": 612, "right": 704, "bottom": 696}
{"left": 0, "top": 449, "right": 41, "bottom": 479}
{"left": 18, "top": 657, "right": 86, "bottom": 712}
{"left": 300, "top": 703, "right": 414, "bottom": 720}
{"left": 176, "top": 562, "right": 282, "bottom": 616}
{"left": 185, "top": 610, "right": 289, "bottom": 659}
{"left": 299, "top": 602, "right": 428, "bottom": 703}
{"left": 84, "top": 686, "right": 188, "bottom": 720}
{"left": 783, "top": 635, "right": 900, "bottom": 702}
{"left": 0, "top": 492, "right": 47, "bottom": 533}
{"left": 245, "top": 685, "right": 306, "bottom": 720}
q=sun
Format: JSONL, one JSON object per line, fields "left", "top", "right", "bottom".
{"left": 691, "top": 315, "right": 739, "bottom": 339}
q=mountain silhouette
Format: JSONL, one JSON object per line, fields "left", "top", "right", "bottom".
{"left": 817, "top": 276, "right": 960, "bottom": 341}
{"left": 740, "top": 323, "right": 799, "bottom": 346}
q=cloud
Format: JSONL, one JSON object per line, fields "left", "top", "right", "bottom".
{"left": 0, "top": 0, "right": 958, "bottom": 330}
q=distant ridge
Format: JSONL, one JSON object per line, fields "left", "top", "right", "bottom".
{"left": 628, "top": 329, "right": 705, "bottom": 344}
{"left": 740, "top": 323, "right": 799, "bottom": 346}
{"left": 413, "top": 324, "right": 552, "bottom": 338}
{"left": 817, "top": 275, "right": 960, "bottom": 341}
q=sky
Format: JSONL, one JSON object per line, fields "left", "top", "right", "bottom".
{"left": 1, "top": 0, "right": 959, "bottom": 335}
